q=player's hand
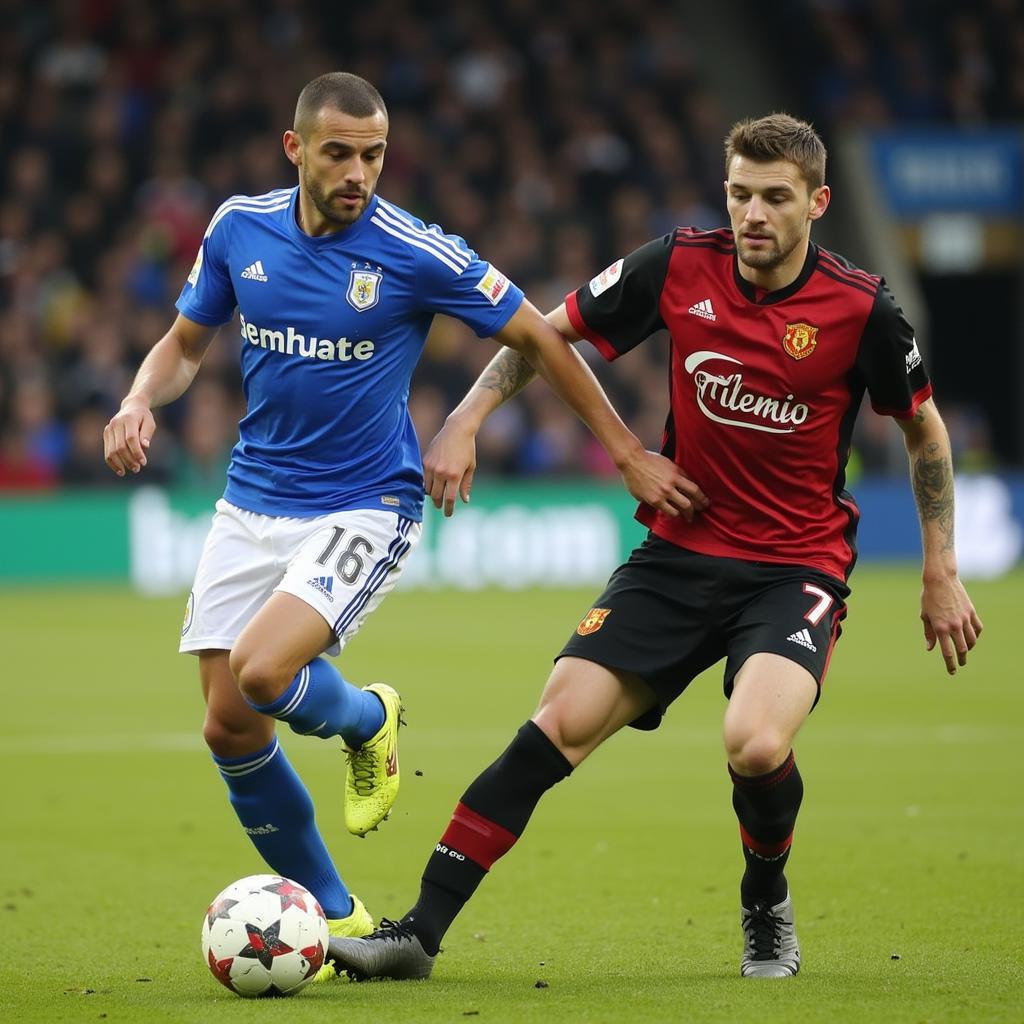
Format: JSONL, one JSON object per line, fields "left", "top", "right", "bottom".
{"left": 103, "top": 399, "right": 156, "bottom": 477}
{"left": 619, "top": 450, "right": 709, "bottom": 522}
{"left": 423, "top": 419, "right": 477, "bottom": 517}
{"left": 920, "top": 574, "right": 983, "bottom": 675}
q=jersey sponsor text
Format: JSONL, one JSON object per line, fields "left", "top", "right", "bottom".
{"left": 238, "top": 313, "right": 376, "bottom": 363}
{"left": 684, "top": 351, "right": 810, "bottom": 433}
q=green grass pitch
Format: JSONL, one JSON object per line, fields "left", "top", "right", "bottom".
{"left": 1, "top": 567, "right": 1021, "bottom": 1022}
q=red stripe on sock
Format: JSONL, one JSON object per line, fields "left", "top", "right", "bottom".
{"left": 440, "top": 803, "right": 518, "bottom": 871}
{"left": 739, "top": 825, "right": 793, "bottom": 860}
{"left": 729, "top": 750, "right": 795, "bottom": 789}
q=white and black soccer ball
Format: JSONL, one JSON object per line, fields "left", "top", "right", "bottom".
{"left": 201, "top": 874, "right": 329, "bottom": 997}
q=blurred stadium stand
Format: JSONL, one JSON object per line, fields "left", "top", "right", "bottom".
{"left": 0, "top": 0, "right": 1021, "bottom": 495}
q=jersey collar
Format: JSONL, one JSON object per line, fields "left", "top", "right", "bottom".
{"left": 286, "top": 188, "right": 379, "bottom": 248}
{"left": 732, "top": 241, "right": 818, "bottom": 305}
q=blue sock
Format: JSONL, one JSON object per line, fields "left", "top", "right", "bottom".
{"left": 212, "top": 738, "right": 352, "bottom": 919}
{"left": 248, "top": 657, "right": 384, "bottom": 746}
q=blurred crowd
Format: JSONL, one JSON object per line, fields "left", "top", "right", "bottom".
{"left": 0, "top": 0, "right": 1016, "bottom": 493}
{"left": 780, "top": 0, "right": 1024, "bottom": 127}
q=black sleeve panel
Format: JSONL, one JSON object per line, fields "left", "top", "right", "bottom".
{"left": 855, "top": 280, "right": 932, "bottom": 417}
{"left": 570, "top": 234, "right": 674, "bottom": 357}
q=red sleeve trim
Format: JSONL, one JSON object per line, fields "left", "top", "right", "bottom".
{"left": 565, "top": 289, "right": 620, "bottom": 362}
{"left": 871, "top": 381, "right": 932, "bottom": 419}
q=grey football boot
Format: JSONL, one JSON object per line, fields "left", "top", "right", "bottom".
{"left": 328, "top": 918, "right": 436, "bottom": 981}
{"left": 740, "top": 892, "right": 801, "bottom": 977}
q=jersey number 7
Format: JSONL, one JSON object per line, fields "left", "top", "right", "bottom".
{"left": 802, "top": 583, "right": 834, "bottom": 626}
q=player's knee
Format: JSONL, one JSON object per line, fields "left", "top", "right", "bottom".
{"left": 229, "top": 648, "right": 287, "bottom": 706}
{"left": 725, "top": 730, "right": 789, "bottom": 777}
{"left": 202, "top": 712, "right": 272, "bottom": 759}
{"left": 532, "top": 704, "right": 597, "bottom": 765}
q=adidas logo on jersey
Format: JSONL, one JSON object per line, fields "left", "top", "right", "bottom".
{"left": 308, "top": 575, "right": 334, "bottom": 601}
{"left": 786, "top": 628, "right": 817, "bottom": 652}
{"left": 241, "top": 260, "right": 268, "bottom": 282}
{"left": 688, "top": 298, "right": 717, "bottom": 321}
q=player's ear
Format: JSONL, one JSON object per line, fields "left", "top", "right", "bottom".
{"left": 808, "top": 184, "right": 830, "bottom": 221}
{"left": 283, "top": 130, "right": 303, "bottom": 167}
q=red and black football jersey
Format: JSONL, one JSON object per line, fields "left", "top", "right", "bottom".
{"left": 565, "top": 227, "right": 932, "bottom": 582}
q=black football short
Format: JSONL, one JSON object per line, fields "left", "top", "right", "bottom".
{"left": 557, "top": 534, "right": 850, "bottom": 730}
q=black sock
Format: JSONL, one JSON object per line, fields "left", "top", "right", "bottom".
{"left": 730, "top": 750, "right": 803, "bottom": 908}
{"left": 402, "top": 720, "right": 572, "bottom": 954}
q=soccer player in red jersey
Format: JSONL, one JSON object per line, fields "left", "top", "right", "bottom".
{"left": 327, "top": 114, "right": 983, "bottom": 980}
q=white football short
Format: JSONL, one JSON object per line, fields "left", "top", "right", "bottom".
{"left": 180, "top": 499, "right": 422, "bottom": 656}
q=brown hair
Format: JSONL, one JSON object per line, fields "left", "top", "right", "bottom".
{"left": 294, "top": 72, "right": 388, "bottom": 137}
{"left": 724, "top": 113, "right": 826, "bottom": 190}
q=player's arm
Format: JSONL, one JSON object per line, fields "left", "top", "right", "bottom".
{"left": 435, "top": 302, "right": 571, "bottom": 430}
{"left": 422, "top": 313, "right": 551, "bottom": 512}
{"left": 895, "top": 397, "right": 983, "bottom": 674}
{"left": 104, "top": 314, "right": 219, "bottom": 476}
{"left": 425, "top": 300, "right": 708, "bottom": 519}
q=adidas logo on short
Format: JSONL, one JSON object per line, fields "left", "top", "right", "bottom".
{"left": 688, "top": 298, "right": 717, "bottom": 321}
{"left": 786, "top": 628, "right": 817, "bottom": 652}
{"left": 307, "top": 575, "right": 334, "bottom": 601}
{"left": 241, "top": 260, "right": 268, "bottom": 282}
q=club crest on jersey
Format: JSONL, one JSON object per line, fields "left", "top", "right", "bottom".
{"left": 576, "top": 607, "right": 611, "bottom": 636}
{"left": 347, "top": 268, "right": 382, "bottom": 311}
{"left": 782, "top": 322, "right": 818, "bottom": 361}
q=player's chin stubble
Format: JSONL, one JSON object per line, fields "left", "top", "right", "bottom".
{"left": 304, "top": 169, "right": 366, "bottom": 226}
{"left": 738, "top": 229, "right": 802, "bottom": 272}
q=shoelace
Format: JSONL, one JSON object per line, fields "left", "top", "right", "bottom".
{"left": 348, "top": 745, "right": 380, "bottom": 796}
{"left": 743, "top": 904, "right": 784, "bottom": 960}
{"left": 369, "top": 917, "right": 417, "bottom": 943}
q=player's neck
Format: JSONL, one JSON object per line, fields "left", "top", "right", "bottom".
{"left": 736, "top": 235, "right": 811, "bottom": 294}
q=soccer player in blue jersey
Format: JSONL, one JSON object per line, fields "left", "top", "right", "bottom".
{"left": 103, "top": 72, "right": 705, "bottom": 981}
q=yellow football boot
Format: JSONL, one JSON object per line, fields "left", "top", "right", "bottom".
{"left": 343, "top": 683, "right": 403, "bottom": 837}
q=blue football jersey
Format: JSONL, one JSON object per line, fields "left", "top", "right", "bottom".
{"left": 176, "top": 187, "right": 524, "bottom": 519}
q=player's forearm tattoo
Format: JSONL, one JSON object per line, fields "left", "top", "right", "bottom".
{"left": 477, "top": 347, "right": 536, "bottom": 403}
{"left": 912, "top": 441, "right": 955, "bottom": 551}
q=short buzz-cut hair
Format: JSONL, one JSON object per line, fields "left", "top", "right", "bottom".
{"left": 724, "top": 113, "right": 826, "bottom": 191}
{"left": 294, "top": 72, "right": 388, "bottom": 137}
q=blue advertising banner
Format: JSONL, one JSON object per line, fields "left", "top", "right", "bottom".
{"left": 2, "top": 476, "right": 1022, "bottom": 591}
{"left": 868, "top": 130, "right": 1024, "bottom": 216}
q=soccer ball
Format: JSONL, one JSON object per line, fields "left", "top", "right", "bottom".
{"left": 201, "top": 874, "right": 329, "bottom": 997}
